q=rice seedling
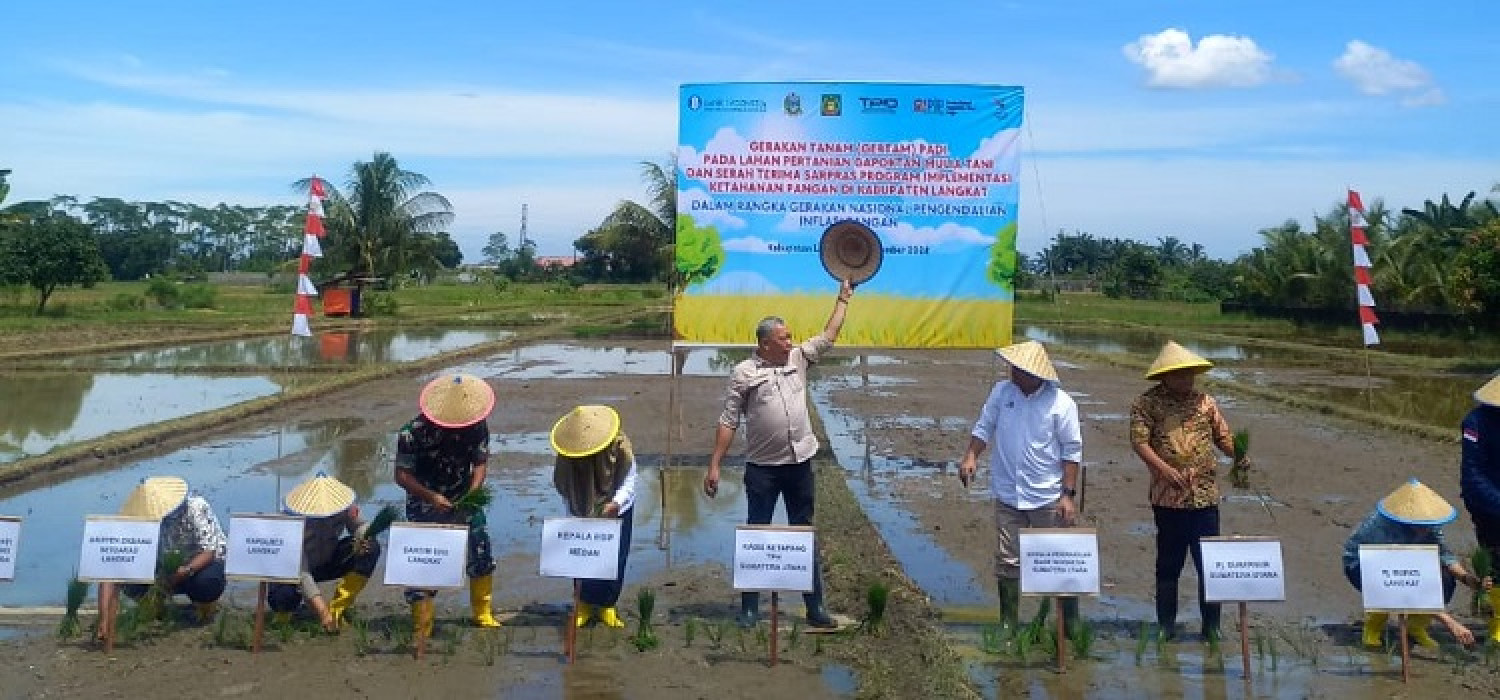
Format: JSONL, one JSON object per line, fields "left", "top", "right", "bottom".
{"left": 58, "top": 578, "right": 89, "bottom": 640}
{"left": 706, "top": 620, "right": 728, "bottom": 649}
{"left": 684, "top": 617, "right": 698, "bottom": 647}
{"left": 630, "top": 589, "right": 659, "bottom": 651}
{"left": 214, "top": 607, "right": 233, "bottom": 647}
{"left": 350, "top": 616, "right": 371, "bottom": 656}
{"left": 388, "top": 616, "right": 414, "bottom": 651}
{"left": 347, "top": 505, "right": 400, "bottom": 563}
{"left": 1068, "top": 618, "right": 1097, "bottom": 659}
{"left": 1230, "top": 429, "right": 1251, "bottom": 488}
{"left": 865, "top": 582, "right": 890, "bottom": 636}
{"left": 735, "top": 626, "right": 748, "bottom": 653}
{"left": 440, "top": 627, "right": 462, "bottom": 660}
{"left": 789, "top": 621, "right": 804, "bottom": 651}
{"left": 1134, "top": 621, "right": 1151, "bottom": 665}
{"left": 980, "top": 624, "right": 1006, "bottom": 655}
{"left": 753, "top": 623, "right": 768, "bottom": 647}
{"left": 453, "top": 486, "right": 493, "bottom": 527}
{"left": 1471, "top": 547, "right": 1493, "bottom": 615}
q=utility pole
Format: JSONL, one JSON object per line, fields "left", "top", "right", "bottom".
{"left": 519, "top": 204, "right": 529, "bottom": 251}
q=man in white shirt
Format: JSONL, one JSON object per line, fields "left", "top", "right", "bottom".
{"left": 958, "top": 340, "right": 1083, "bottom": 630}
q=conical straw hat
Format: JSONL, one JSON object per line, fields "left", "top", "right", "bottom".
{"left": 551, "top": 405, "right": 621, "bottom": 458}
{"left": 119, "top": 476, "right": 188, "bottom": 520}
{"left": 419, "top": 373, "right": 495, "bottom": 428}
{"left": 1145, "top": 340, "right": 1213, "bottom": 380}
{"left": 819, "top": 220, "right": 884, "bottom": 286}
{"left": 1476, "top": 375, "right": 1500, "bottom": 408}
{"left": 995, "top": 341, "right": 1058, "bottom": 382}
{"left": 284, "top": 472, "right": 356, "bottom": 517}
{"left": 1377, "top": 478, "right": 1457, "bottom": 526}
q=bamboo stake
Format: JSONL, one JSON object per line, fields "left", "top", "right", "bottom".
{"left": 252, "top": 582, "right": 267, "bottom": 653}
{"left": 1055, "top": 596, "right": 1067, "bottom": 673}
{"left": 565, "top": 580, "right": 580, "bottom": 664}
{"left": 769, "top": 591, "right": 780, "bottom": 667}
{"left": 1238, "top": 602, "right": 1251, "bottom": 681}
{"left": 1399, "top": 614, "right": 1410, "bottom": 683}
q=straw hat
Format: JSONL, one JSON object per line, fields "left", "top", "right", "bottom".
{"left": 551, "top": 405, "right": 621, "bottom": 458}
{"left": 1476, "top": 375, "right": 1500, "bottom": 408}
{"left": 819, "top": 220, "right": 884, "bottom": 286}
{"left": 119, "top": 476, "right": 189, "bottom": 520}
{"left": 284, "top": 472, "right": 356, "bottom": 517}
{"left": 1377, "top": 478, "right": 1457, "bottom": 526}
{"left": 419, "top": 373, "right": 495, "bottom": 428}
{"left": 1145, "top": 341, "right": 1213, "bottom": 380}
{"left": 995, "top": 340, "right": 1058, "bottom": 382}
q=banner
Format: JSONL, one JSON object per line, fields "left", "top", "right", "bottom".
{"left": 676, "top": 82, "right": 1023, "bottom": 348}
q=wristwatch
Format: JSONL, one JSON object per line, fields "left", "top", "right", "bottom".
{"left": 1062, "top": 488, "right": 1078, "bottom": 498}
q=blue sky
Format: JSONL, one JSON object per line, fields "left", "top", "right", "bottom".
{"left": 1, "top": 1, "right": 1495, "bottom": 262}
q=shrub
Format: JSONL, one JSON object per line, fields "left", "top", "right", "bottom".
{"left": 180, "top": 284, "right": 218, "bottom": 309}
{"left": 106, "top": 293, "right": 146, "bottom": 311}
{"left": 362, "top": 292, "right": 399, "bottom": 317}
{"left": 146, "top": 278, "right": 181, "bottom": 309}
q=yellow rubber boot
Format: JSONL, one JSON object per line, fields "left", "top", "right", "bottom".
{"left": 1362, "top": 612, "right": 1389, "bottom": 648}
{"left": 598, "top": 606, "right": 625, "bottom": 629}
{"left": 1488, "top": 588, "right": 1500, "bottom": 644}
{"left": 574, "top": 602, "right": 595, "bottom": 628}
{"left": 1406, "top": 614, "right": 1439, "bottom": 649}
{"left": 328, "top": 573, "right": 369, "bottom": 628}
{"left": 411, "top": 599, "right": 435, "bottom": 639}
{"left": 193, "top": 602, "right": 219, "bottom": 624}
{"left": 469, "top": 574, "right": 501, "bottom": 628}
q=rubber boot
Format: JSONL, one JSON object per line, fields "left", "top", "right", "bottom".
{"left": 804, "top": 571, "right": 835, "bottom": 628}
{"left": 738, "top": 592, "right": 760, "bottom": 629}
{"left": 1488, "top": 588, "right": 1500, "bottom": 645}
{"left": 1155, "top": 579, "right": 1179, "bottom": 640}
{"left": 1406, "top": 614, "right": 1439, "bottom": 649}
{"left": 1362, "top": 611, "right": 1389, "bottom": 649}
{"left": 997, "top": 579, "right": 1020, "bottom": 630}
{"left": 1059, "top": 596, "right": 1081, "bottom": 632}
{"left": 574, "top": 602, "right": 595, "bottom": 628}
{"left": 598, "top": 607, "right": 625, "bottom": 629}
{"left": 1201, "top": 601, "right": 1222, "bottom": 642}
{"left": 328, "top": 573, "right": 369, "bottom": 628}
{"left": 411, "top": 599, "right": 434, "bottom": 640}
{"left": 193, "top": 602, "right": 218, "bottom": 624}
{"left": 469, "top": 574, "right": 500, "bottom": 628}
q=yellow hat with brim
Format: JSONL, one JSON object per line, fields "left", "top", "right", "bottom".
{"left": 1145, "top": 340, "right": 1214, "bottom": 380}
{"left": 1476, "top": 375, "right": 1500, "bottom": 408}
{"left": 419, "top": 373, "right": 496, "bottom": 428}
{"left": 284, "top": 472, "right": 356, "bottom": 517}
{"left": 551, "top": 405, "right": 621, "bottom": 458}
{"left": 120, "top": 476, "right": 189, "bottom": 520}
{"left": 995, "top": 340, "right": 1058, "bottom": 382}
{"left": 1377, "top": 478, "right": 1457, "bottom": 526}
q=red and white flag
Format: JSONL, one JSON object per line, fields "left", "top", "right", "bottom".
{"left": 1348, "top": 189, "right": 1379, "bottom": 346}
{"left": 292, "top": 176, "right": 326, "bottom": 337}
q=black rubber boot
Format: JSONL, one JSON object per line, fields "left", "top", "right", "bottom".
{"left": 738, "top": 592, "right": 760, "bottom": 629}
{"left": 997, "top": 578, "right": 1020, "bottom": 630}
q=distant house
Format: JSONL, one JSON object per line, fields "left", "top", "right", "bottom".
{"left": 534, "top": 256, "right": 577, "bottom": 269}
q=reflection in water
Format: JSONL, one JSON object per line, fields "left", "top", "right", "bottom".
{"left": 448, "top": 345, "right": 740, "bottom": 379}
{"left": 69, "top": 329, "right": 511, "bottom": 369}
{"left": 0, "top": 373, "right": 281, "bottom": 463}
{"left": 1021, "top": 325, "right": 1251, "bottom": 361}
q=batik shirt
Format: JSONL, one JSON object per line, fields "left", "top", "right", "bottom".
{"left": 160, "top": 495, "right": 228, "bottom": 559}
{"left": 1129, "top": 384, "right": 1231, "bottom": 509}
{"left": 395, "top": 415, "right": 490, "bottom": 520}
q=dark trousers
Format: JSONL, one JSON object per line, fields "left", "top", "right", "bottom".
{"left": 267, "top": 536, "right": 383, "bottom": 613}
{"left": 579, "top": 507, "right": 634, "bottom": 607}
{"left": 1153, "top": 505, "right": 1220, "bottom": 634}
{"left": 1344, "top": 560, "right": 1457, "bottom": 602}
{"left": 123, "top": 558, "right": 226, "bottom": 604}
{"left": 1473, "top": 508, "right": 1500, "bottom": 564}
{"left": 744, "top": 461, "right": 825, "bottom": 609}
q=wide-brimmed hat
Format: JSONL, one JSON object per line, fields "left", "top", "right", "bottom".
{"left": 996, "top": 340, "right": 1058, "bottom": 382}
{"left": 819, "top": 220, "right": 884, "bottom": 286}
{"left": 284, "top": 472, "right": 356, "bottom": 517}
{"left": 1145, "top": 340, "right": 1214, "bottom": 380}
{"left": 119, "top": 476, "right": 188, "bottom": 520}
{"left": 419, "top": 373, "right": 495, "bottom": 428}
{"left": 1476, "top": 375, "right": 1500, "bottom": 408}
{"left": 551, "top": 405, "right": 621, "bottom": 458}
{"left": 1377, "top": 478, "right": 1457, "bottom": 526}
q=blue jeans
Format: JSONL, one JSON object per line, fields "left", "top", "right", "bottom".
{"left": 579, "top": 507, "right": 633, "bottom": 607}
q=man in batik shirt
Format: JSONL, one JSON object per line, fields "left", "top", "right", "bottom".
{"left": 1130, "top": 341, "right": 1248, "bottom": 641}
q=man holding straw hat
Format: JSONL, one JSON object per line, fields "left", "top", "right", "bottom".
{"left": 395, "top": 373, "right": 501, "bottom": 635}
{"left": 958, "top": 340, "right": 1083, "bottom": 632}
{"left": 1344, "top": 478, "right": 1488, "bottom": 649}
{"left": 551, "top": 405, "right": 640, "bottom": 628}
{"left": 99, "top": 476, "right": 228, "bottom": 627}
{"left": 1130, "top": 340, "right": 1246, "bottom": 641}
{"left": 704, "top": 277, "right": 854, "bottom": 629}
{"left": 1460, "top": 374, "right": 1500, "bottom": 644}
{"left": 267, "top": 473, "right": 382, "bottom": 631}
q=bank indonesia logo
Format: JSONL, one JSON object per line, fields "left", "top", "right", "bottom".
{"left": 820, "top": 94, "right": 842, "bottom": 117}
{"left": 859, "top": 96, "right": 899, "bottom": 113}
{"left": 783, "top": 92, "right": 803, "bottom": 116}
{"left": 687, "top": 95, "right": 702, "bottom": 111}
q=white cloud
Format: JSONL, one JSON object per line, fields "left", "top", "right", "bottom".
{"left": 883, "top": 222, "right": 994, "bottom": 247}
{"left": 1123, "top": 28, "right": 1274, "bottom": 89}
{"left": 678, "top": 188, "right": 747, "bottom": 230}
{"left": 721, "top": 236, "right": 781, "bottom": 253}
{"left": 1333, "top": 41, "right": 1445, "bottom": 106}
{"left": 699, "top": 270, "right": 780, "bottom": 294}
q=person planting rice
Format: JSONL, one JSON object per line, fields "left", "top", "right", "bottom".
{"left": 551, "top": 404, "right": 639, "bottom": 628}
{"left": 1460, "top": 374, "right": 1500, "bottom": 643}
{"left": 266, "top": 473, "right": 383, "bottom": 631}
{"left": 1343, "top": 478, "right": 1490, "bottom": 649}
{"left": 98, "top": 476, "right": 228, "bottom": 632}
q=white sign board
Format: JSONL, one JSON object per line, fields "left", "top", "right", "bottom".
{"left": 539, "top": 517, "right": 623, "bottom": 580}
{"left": 0, "top": 516, "right": 19, "bottom": 581}
{"left": 733, "top": 526, "right": 816, "bottom": 592}
{"left": 226, "top": 514, "right": 305, "bottom": 583}
{"left": 1201, "top": 537, "right": 1286, "bottom": 603}
{"left": 1359, "top": 544, "right": 1446, "bottom": 613}
{"left": 1019, "top": 529, "right": 1100, "bottom": 596}
{"left": 77, "top": 516, "right": 161, "bottom": 583}
{"left": 384, "top": 523, "right": 468, "bottom": 589}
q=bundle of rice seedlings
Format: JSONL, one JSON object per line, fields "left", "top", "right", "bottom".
{"left": 1472, "top": 547, "right": 1494, "bottom": 614}
{"left": 453, "top": 486, "right": 493, "bottom": 526}
{"left": 57, "top": 578, "right": 89, "bottom": 639}
{"left": 1230, "top": 429, "right": 1252, "bottom": 489}
{"left": 631, "top": 588, "right": 659, "bottom": 651}
{"left": 347, "top": 504, "right": 400, "bottom": 563}
{"left": 865, "top": 582, "right": 890, "bottom": 635}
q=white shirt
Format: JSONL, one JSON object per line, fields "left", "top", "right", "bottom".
{"left": 971, "top": 380, "right": 1083, "bottom": 510}
{"left": 610, "top": 459, "right": 640, "bottom": 513}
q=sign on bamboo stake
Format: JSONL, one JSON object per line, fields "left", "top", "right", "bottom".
{"left": 77, "top": 516, "right": 160, "bottom": 583}
{"left": 1019, "top": 528, "right": 1099, "bottom": 596}
{"left": 540, "top": 518, "right": 623, "bottom": 580}
{"left": 733, "top": 525, "right": 815, "bottom": 593}
{"left": 1358, "top": 545, "right": 1445, "bottom": 612}
{"left": 0, "top": 516, "right": 19, "bottom": 581}
{"left": 1201, "top": 537, "right": 1286, "bottom": 603}
{"left": 383, "top": 523, "right": 469, "bottom": 589}
{"left": 226, "top": 514, "right": 304, "bottom": 582}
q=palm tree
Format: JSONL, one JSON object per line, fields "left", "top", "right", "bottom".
{"left": 298, "top": 152, "right": 453, "bottom": 282}
{"left": 588, "top": 155, "right": 677, "bottom": 284}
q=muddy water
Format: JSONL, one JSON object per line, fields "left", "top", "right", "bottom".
{"left": 65, "top": 329, "right": 512, "bottom": 369}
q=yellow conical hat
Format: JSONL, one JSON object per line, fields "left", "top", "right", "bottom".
{"left": 284, "top": 473, "right": 356, "bottom": 517}
{"left": 419, "top": 373, "right": 496, "bottom": 428}
{"left": 119, "top": 476, "right": 188, "bottom": 520}
{"left": 995, "top": 341, "right": 1058, "bottom": 382}
{"left": 1145, "top": 341, "right": 1213, "bottom": 380}
{"left": 550, "top": 405, "right": 621, "bottom": 458}
{"left": 1476, "top": 375, "right": 1500, "bottom": 408}
{"left": 1378, "top": 479, "right": 1457, "bottom": 526}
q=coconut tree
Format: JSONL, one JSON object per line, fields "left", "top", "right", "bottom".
{"left": 298, "top": 152, "right": 452, "bottom": 282}
{"left": 583, "top": 156, "right": 676, "bottom": 284}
